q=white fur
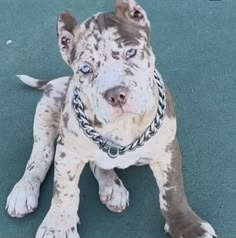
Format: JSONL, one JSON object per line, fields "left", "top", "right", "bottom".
{"left": 164, "top": 223, "right": 170, "bottom": 233}
{"left": 199, "top": 222, "right": 217, "bottom": 238}
{"left": 6, "top": 177, "right": 40, "bottom": 217}
{"left": 16, "top": 75, "right": 46, "bottom": 89}
{"left": 6, "top": 76, "right": 70, "bottom": 218}
{"left": 36, "top": 145, "right": 84, "bottom": 238}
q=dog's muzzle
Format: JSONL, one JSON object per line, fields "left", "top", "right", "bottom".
{"left": 72, "top": 70, "right": 166, "bottom": 159}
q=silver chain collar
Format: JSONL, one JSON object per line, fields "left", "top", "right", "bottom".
{"left": 72, "top": 71, "right": 166, "bottom": 159}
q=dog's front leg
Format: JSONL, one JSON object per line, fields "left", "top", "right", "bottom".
{"left": 90, "top": 162, "right": 129, "bottom": 213}
{"left": 36, "top": 143, "right": 85, "bottom": 238}
{"left": 6, "top": 87, "right": 63, "bottom": 218}
{"left": 149, "top": 138, "right": 216, "bottom": 238}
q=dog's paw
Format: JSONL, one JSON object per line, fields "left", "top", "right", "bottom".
{"left": 166, "top": 219, "right": 217, "bottom": 238}
{"left": 36, "top": 226, "right": 79, "bottom": 238}
{"left": 36, "top": 207, "right": 80, "bottom": 238}
{"left": 198, "top": 222, "right": 217, "bottom": 238}
{"left": 6, "top": 177, "right": 40, "bottom": 217}
{"left": 99, "top": 178, "right": 129, "bottom": 213}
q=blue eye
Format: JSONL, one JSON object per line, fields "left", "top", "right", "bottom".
{"left": 126, "top": 48, "right": 137, "bottom": 59}
{"left": 80, "top": 64, "right": 92, "bottom": 74}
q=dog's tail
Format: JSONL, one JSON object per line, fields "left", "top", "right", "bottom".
{"left": 16, "top": 75, "right": 51, "bottom": 90}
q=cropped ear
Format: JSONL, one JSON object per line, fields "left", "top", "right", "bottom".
{"left": 114, "top": 0, "right": 150, "bottom": 28}
{"left": 57, "top": 11, "right": 79, "bottom": 65}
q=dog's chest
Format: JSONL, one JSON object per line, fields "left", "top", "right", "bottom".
{"left": 65, "top": 113, "right": 176, "bottom": 170}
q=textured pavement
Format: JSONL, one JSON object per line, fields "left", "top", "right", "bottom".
{"left": 0, "top": 0, "right": 236, "bottom": 237}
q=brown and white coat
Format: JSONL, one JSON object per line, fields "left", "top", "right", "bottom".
{"left": 6, "top": 1, "right": 216, "bottom": 238}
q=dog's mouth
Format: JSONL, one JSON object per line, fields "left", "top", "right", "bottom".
{"left": 109, "top": 103, "right": 140, "bottom": 121}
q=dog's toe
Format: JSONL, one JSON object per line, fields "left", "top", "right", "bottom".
{"left": 99, "top": 186, "right": 113, "bottom": 204}
{"left": 36, "top": 209, "right": 80, "bottom": 238}
{"left": 6, "top": 178, "right": 40, "bottom": 218}
{"left": 99, "top": 178, "right": 129, "bottom": 213}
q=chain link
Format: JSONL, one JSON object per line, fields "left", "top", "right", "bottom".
{"left": 72, "top": 71, "right": 166, "bottom": 158}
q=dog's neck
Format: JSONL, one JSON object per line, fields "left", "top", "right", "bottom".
{"left": 66, "top": 76, "right": 160, "bottom": 146}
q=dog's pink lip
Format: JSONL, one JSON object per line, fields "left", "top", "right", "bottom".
{"left": 113, "top": 109, "right": 139, "bottom": 119}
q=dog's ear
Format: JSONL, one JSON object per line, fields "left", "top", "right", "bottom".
{"left": 57, "top": 11, "right": 79, "bottom": 65}
{"left": 114, "top": 0, "right": 150, "bottom": 28}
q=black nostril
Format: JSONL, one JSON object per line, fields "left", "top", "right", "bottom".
{"left": 120, "top": 94, "right": 125, "bottom": 100}
{"left": 104, "top": 86, "right": 129, "bottom": 107}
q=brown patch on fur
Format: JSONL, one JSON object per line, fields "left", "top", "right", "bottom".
{"left": 165, "top": 87, "right": 176, "bottom": 119}
{"left": 43, "top": 84, "right": 53, "bottom": 97}
{"left": 140, "top": 51, "right": 145, "bottom": 60}
{"left": 54, "top": 93, "right": 65, "bottom": 103}
{"left": 62, "top": 113, "right": 69, "bottom": 128}
{"left": 161, "top": 138, "right": 206, "bottom": 236}
{"left": 93, "top": 115, "right": 103, "bottom": 128}
{"left": 144, "top": 46, "right": 151, "bottom": 56}
{"left": 132, "top": 107, "right": 155, "bottom": 130}
{"left": 26, "top": 162, "right": 35, "bottom": 171}
{"left": 64, "top": 80, "right": 70, "bottom": 88}
{"left": 115, "top": 136, "right": 122, "bottom": 142}
{"left": 114, "top": 179, "right": 121, "bottom": 186}
{"left": 94, "top": 43, "right": 99, "bottom": 51}
{"left": 59, "top": 11, "right": 78, "bottom": 35}
{"left": 111, "top": 50, "right": 120, "bottom": 60}
{"left": 85, "top": 16, "right": 95, "bottom": 29}
{"left": 83, "top": 104, "right": 88, "bottom": 111}
{"left": 125, "top": 68, "right": 134, "bottom": 76}
{"left": 93, "top": 12, "right": 143, "bottom": 46}
{"left": 95, "top": 14, "right": 107, "bottom": 33}
{"left": 70, "top": 130, "right": 79, "bottom": 137}
{"left": 60, "top": 152, "right": 66, "bottom": 158}
{"left": 67, "top": 171, "right": 75, "bottom": 181}
{"left": 36, "top": 80, "right": 48, "bottom": 89}
{"left": 61, "top": 79, "right": 71, "bottom": 112}
{"left": 70, "top": 44, "right": 77, "bottom": 62}
{"left": 53, "top": 181, "right": 61, "bottom": 197}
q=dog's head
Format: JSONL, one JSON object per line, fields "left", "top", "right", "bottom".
{"left": 57, "top": 0, "right": 157, "bottom": 124}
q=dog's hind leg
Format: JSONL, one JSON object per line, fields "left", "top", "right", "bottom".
{"left": 149, "top": 138, "right": 217, "bottom": 238}
{"left": 6, "top": 76, "right": 70, "bottom": 218}
{"left": 90, "top": 162, "right": 129, "bottom": 213}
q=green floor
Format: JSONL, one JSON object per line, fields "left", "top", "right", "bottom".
{"left": 0, "top": 0, "right": 236, "bottom": 237}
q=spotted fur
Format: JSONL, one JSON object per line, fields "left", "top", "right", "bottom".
{"left": 6, "top": 1, "right": 216, "bottom": 238}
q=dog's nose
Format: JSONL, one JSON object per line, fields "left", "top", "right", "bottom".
{"left": 104, "top": 86, "right": 128, "bottom": 107}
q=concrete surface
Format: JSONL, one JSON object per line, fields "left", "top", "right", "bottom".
{"left": 0, "top": 0, "right": 235, "bottom": 237}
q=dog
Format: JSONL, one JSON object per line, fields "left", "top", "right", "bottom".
{"left": 6, "top": 0, "right": 217, "bottom": 237}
